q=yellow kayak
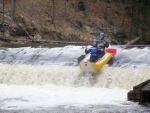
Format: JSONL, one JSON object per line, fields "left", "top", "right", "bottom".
{"left": 79, "top": 45, "right": 113, "bottom": 73}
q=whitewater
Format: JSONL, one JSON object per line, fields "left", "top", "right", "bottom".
{"left": 0, "top": 45, "right": 150, "bottom": 113}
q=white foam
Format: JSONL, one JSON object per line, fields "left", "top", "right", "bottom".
{"left": 0, "top": 85, "right": 128, "bottom": 110}
{"left": 0, "top": 46, "right": 150, "bottom": 67}
{"left": 112, "top": 46, "right": 150, "bottom": 67}
{"left": 0, "top": 64, "right": 149, "bottom": 90}
{"left": 0, "top": 46, "right": 84, "bottom": 66}
{"left": 0, "top": 46, "right": 150, "bottom": 111}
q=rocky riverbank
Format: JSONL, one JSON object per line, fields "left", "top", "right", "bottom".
{"left": 0, "top": 1, "right": 149, "bottom": 46}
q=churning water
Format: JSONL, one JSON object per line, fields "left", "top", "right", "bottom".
{"left": 0, "top": 45, "right": 150, "bottom": 113}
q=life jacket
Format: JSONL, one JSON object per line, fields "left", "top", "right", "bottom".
{"left": 90, "top": 46, "right": 101, "bottom": 57}
{"left": 98, "top": 39, "right": 109, "bottom": 49}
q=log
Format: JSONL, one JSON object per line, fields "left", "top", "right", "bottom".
{"left": 126, "top": 37, "right": 141, "bottom": 45}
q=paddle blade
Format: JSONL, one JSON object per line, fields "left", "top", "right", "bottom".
{"left": 106, "top": 48, "right": 117, "bottom": 54}
{"left": 77, "top": 55, "right": 86, "bottom": 64}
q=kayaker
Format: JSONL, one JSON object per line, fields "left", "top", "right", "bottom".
{"left": 85, "top": 39, "right": 101, "bottom": 62}
{"left": 98, "top": 32, "right": 109, "bottom": 56}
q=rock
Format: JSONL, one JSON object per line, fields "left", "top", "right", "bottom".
{"left": 75, "top": 21, "right": 83, "bottom": 28}
{"left": 140, "top": 82, "right": 150, "bottom": 105}
{"left": 128, "top": 90, "right": 136, "bottom": 101}
{"left": 31, "top": 21, "right": 35, "bottom": 27}
{"left": 4, "top": 31, "right": 10, "bottom": 38}
{"left": 34, "top": 34, "right": 42, "bottom": 41}
{"left": 128, "top": 79, "right": 150, "bottom": 106}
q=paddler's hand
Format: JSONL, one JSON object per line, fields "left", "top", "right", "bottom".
{"left": 85, "top": 46, "right": 88, "bottom": 50}
{"left": 103, "top": 40, "right": 106, "bottom": 44}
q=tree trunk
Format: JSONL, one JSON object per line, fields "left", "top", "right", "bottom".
{"left": 97, "top": 0, "right": 101, "bottom": 17}
{"left": 126, "top": 37, "right": 141, "bottom": 45}
{"left": 121, "top": 12, "right": 126, "bottom": 26}
{"left": 84, "top": 0, "right": 88, "bottom": 16}
{"left": 73, "top": 1, "right": 76, "bottom": 21}
{"left": 104, "top": 0, "right": 108, "bottom": 19}
{"left": 12, "top": 0, "right": 16, "bottom": 21}
{"left": 135, "top": 6, "right": 139, "bottom": 37}
{"left": 64, "top": 0, "right": 68, "bottom": 20}
{"left": 130, "top": 0, "right": 134, "bottom": 36}
{"left": 52, "top": 0, "right": 55, "bottom": 24}
{"left": 2, "top": 0, "right": 5, "bottom": 27}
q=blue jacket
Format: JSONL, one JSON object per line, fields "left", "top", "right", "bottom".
{"left": 85, "top": 46, "right": 101, "bottom": 57}
{"left": 98, "top": 39, "right": 109, "bottom": 48}
{"left": 103, "top": 39, "right": 109, "bottom": 47}
{"left": 102, "top": 39, "right": 109, "bottom": 48}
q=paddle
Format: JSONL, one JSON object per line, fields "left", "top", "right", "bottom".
{"left": 105, "top": 48, "right": 117, "bottom": 54}
{"left": 77, "top": 55, "right": 86, "bottom": 64}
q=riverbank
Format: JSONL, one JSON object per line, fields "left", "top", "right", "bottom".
{"left": 1, "top": 0, "right": 149, "bottom": 47}
{"left": 0, "top": 41, "right": 88, "bottom": 48}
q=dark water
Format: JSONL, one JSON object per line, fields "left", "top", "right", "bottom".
{"left": 1, "top": 105, "right": 150, "bottom": 113}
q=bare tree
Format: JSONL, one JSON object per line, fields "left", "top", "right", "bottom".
{"left": 97, "top": 0, "right": 102, "bottom": 17}
{"left": 52, "top": 0, "right": 55, "bottom": 24}
{"left": 104, "top": 0, "right": 108, "bottom": 19}
{"left": 84, "top": 0, "right": 88, "bottom": 16}
{"left": 12, "top": 0, "right": 16, "bottom": 21}
{"left": 64, "top": 0, "right": 68, "bottom": 20}
{"left": 73, "top": 0, "right": 76, "bottom": 21}
{"left": 2, "top": 0, "right": 5, "bottom": 26}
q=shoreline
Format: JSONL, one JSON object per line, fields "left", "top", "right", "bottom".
{"left": 0, "top": 41, "right": 150, "bottom": 48}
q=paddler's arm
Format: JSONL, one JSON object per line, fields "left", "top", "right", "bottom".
{"left": 97, "top": 46, "right": 103, "bottom": 56}
{"left": 103, "top": 40, "right": 109, "bottom": 47}
{"left": 85, "top": 47, "right": 91, "bottom": 54}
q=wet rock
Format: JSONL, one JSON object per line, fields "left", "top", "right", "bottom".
{"left": 128, "top": 79, "right": 150, "bottom": 106}
{"left": 140, "top": 82, "right": 150, "bottom": 105}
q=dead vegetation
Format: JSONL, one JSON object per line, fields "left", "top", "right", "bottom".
{"left": 0, "top": 0, "right": 147, "bottom": 44}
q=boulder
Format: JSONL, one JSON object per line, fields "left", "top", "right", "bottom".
{"left": 128, "top": 79, "right": 150, "bottom": 106}
{"left": 34, "top": 34, "right": 42, "bottom": 41}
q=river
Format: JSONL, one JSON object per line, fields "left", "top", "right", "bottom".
{"left": 0, "top": 45, "right": 150, "bottom": 113}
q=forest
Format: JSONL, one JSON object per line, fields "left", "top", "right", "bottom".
{"left": 0, "top": 0, "right": 150, "bottom": 44}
